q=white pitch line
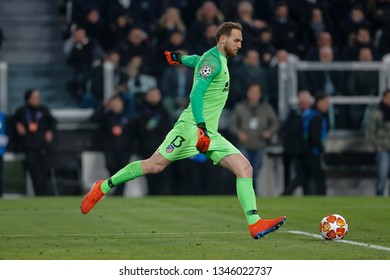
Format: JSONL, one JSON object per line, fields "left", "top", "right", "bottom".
{"left": 288, "top": 230, "right": 390, "bottom": 252}
{"left": 2, "top": 230, "right": 390, "bottom": 253}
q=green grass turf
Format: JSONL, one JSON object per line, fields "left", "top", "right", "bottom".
{"left": 0, "top": 196, "right": 389, "bottom": 260}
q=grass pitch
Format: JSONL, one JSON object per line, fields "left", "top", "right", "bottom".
{"left": 0, "top": 196, "right": 389, "bottom": 260}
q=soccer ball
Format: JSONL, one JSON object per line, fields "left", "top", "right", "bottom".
{"left": 320, "top": 214, "right": 348, "bottom": 240}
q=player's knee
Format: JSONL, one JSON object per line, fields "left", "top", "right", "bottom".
{"left": 237, "top": 161, "right": 253, "bottom": 178}
{"left": 150, "top": 163, "right": 166, "bottom": 174}
{"left": 145, "top": 160, "right": 166, "bottom": 174}
{"left": 142, "top": 154, "right": 169, "bottom": 174}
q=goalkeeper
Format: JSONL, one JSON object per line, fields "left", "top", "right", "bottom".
{"left": 81, "top": 22, "right": 286, "bottom": 239}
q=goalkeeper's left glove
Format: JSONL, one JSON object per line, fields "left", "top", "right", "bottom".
{"left": 164, "top": 51, "right": 182, "bottom": 65}
{"left": 196, "top": 122, "right": 210, "bottom": 153}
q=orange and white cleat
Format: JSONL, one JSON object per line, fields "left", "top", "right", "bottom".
{"left": 249, "top": 216, "right": 286, "bottom": 239}
{"left": 80, "top": 180, "right": 105, "bottom": 214}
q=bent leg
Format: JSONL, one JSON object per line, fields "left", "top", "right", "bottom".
{"left": 219, "top": 154, "right": 259, "bottom": 224}
{"left": 219, "top": 153, "right": 286, "bottom": 238}
{"left": 101, "top": 151, "right": 171, "bottom": 194}
{"left": 218, "top": 153, "right": 253, "bottom": 178}
{"left": 81, "top": 151, "right": 171, "bottom": 214}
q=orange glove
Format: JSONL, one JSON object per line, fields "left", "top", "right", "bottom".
{"left": 196, "top": 123, "right": 210, "bottom": 153}
{"left": 164, "top": 51, "right": 182, "bottom": 65}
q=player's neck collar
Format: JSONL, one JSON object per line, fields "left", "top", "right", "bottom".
{"left": 216, "top": 46, "right": 228, "bottom": 59}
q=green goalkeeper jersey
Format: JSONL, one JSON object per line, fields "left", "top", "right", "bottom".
{"left": 177, "top": 46, "right": 230, "bottom": 134}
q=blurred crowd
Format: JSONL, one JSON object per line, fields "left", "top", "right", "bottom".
{"left": 59, "top": 0, "right": 390, "bottom": 198}
{"left": 60, "top": 0, "right": 390, "bottom": 115}
{"left": 2, "top": 0, "right": 390, "bottom": 197}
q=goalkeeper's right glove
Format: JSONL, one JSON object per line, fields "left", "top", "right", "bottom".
{"left": 164, "top": 51, "right": 182, "bottom": 65}
{"left": 196, "top": 122, "right": 210, "bottom": 153}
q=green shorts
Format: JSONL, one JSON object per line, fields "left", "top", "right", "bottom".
{"left": 158, "top": 121, "right": 240, "bottom": 164}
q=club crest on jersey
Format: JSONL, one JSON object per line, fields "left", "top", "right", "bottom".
{"left": 166, "top": 144, "right": 175, "bottom": 153}
{"left": 199, "top": 66, "right": 211, "bottom": 78}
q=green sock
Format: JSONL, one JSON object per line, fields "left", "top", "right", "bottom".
{"left": 236, "top": 178, "right": 260, "bottom": 225}
{"left": 100, "top": 160, "right": 143, "bottom": 194}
